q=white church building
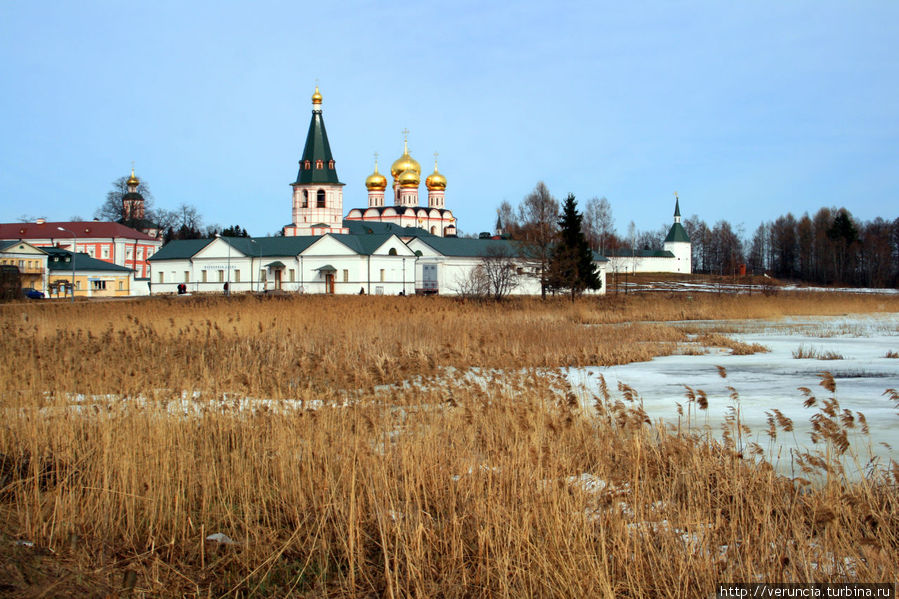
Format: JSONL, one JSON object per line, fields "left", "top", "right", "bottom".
{"left": 147, "top": 86, "right": 699, "bottom": 296}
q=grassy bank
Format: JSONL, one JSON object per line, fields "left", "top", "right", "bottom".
{"left": 1, "top": 293, "right": 897, "bottom": 596}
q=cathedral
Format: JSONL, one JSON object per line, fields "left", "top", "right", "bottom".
{"left": 283, "top": 87, "right": 457, "bottom": 237}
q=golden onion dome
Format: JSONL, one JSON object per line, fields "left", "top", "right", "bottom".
{"left": 425, "top": 159, "right": 446, "bottom": 191}
{"left": 365, "top": 162, "right": 388, "bottom": 191}
{"left": 311, "top": 85, "right": 322, "bottom": 105}
{"left": 397, "top": 168, "right": 420, "bottom": 188}
{"left": 126, "top": 168, "right": 140, "bottom": 187}
{"left": 390, "top": 135, "right": 420, "bottom": 180}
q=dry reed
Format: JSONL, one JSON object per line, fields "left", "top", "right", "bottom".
{"left": 1, "top": 293, "right": 897, "bottom": 596}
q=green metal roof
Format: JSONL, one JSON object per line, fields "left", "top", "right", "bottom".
{"left": 147, "top": 238, "right": 212, "bottom": 261}
{"left": 150, "top": 233, "right": 403, "bottom": 262}
{"left": 603, "top": 248, "right": 676, "bottom": 258}
{"left": 344, "top": 219, "right": 434, "bottom": 237}
{"left": 664, "top": 222, "right": 690, "bottom": 243}
{"left": 44, "top": 248, "right": 132, "bottom": 272}
{"left": 414, "top": 237, "right": 528, "bottom": 258}
{"left": 294, "top": 109, "right": 342, "bottom": 185}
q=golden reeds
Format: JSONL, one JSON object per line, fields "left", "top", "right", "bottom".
{"left": 0, "top": 293, "right": 897, "bottom": 596}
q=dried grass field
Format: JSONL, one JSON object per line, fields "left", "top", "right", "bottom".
{"left": 1, "top": 292, "right": 898, "bottom": 597}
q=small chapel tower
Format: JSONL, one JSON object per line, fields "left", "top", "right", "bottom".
{"left": 122, "top": 166, "right": 145, "bottom": 221}
{"left": 365, "top": 154, "right": 387, "bottom": 208}
{"left": 663, "top": 192, "right": 692, "bottom": 273}
{"left": 284, "top": 86, "right": 348, "bottom": 236}
{"left": 391, "top": 130, "right": 421, "bottom": 208}
{"left": 425, "top": 153, "right": 446, "bottom": 209}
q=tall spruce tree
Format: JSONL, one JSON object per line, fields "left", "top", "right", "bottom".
{"left": 548, "top": 194, "right": 601, "bottom": 299}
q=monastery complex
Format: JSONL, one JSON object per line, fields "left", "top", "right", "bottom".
{"left": 1, "top": 86, "right": 690, "bottom": 298}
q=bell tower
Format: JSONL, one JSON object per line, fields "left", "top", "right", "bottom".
{"left": 284, "top": 86, "right": 348, "bottom": 236}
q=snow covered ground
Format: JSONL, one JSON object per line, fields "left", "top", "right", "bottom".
{"left": 567, "top": 313, "right": 899, "bottom": 476}
{"left": 620, "top": 280, "right": 899, "bottom": 294}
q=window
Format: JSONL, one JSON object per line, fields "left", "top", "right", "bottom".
{"left": 315, "top": 160, "right": 323, "bottom": 169}
{"left": 158, "top": 272, "right": 164, "bottom": 283}
{"left": 136, "top": 248, "right": 143, "bottom": 259}
{"left": 260, "top": 269, "right": 266, "bottom": 281}
{"left": 146, "top": 248, "right": 153, "bottom": 257}
{"left": 218, "top": 270, "right": 224, "bottom": 283}
{"left": 75, "top": 280, "right": 81, "bottom": 290}
{"left": 380, "top": 269, "right": 385, "bottom": 282}
{"left": 342, "top": 269, "right": 348, "bottom": 282}
{"left": 289, "top": 268, "right": 295, "bottom": 282}
{"left": 102, "top": 247, "right": 110, "bottom": 259}
{"left": 234, "top": 270, "right": 240, "bottom": 282}
{"left": 388, "top": 248, "right": 397, "bottom": 256}
{"left": 302, "top": 190, "right": 308, "bottom": 208}
{"left": 118, "top": 281, "right": 124, "bottom": 291}
{"left": 316, "top": 189, "right": 326, "bottom": 208}
{"left": 92, "top": 280, "right": 107, "bottom": 290}
{"left": 184, "top": 271, "right": 190, "bottom": 283}
{"left": 304, "top": 160, "right": 311, "bottom": 170}
{"left": 202, "top": 271, "right": 208, "bottom": 283}
{"left": 328, "top": 160, "right": 334, "bottom": 169}
{"left": 126, "top": 247, "right": 133, "bottom": 258}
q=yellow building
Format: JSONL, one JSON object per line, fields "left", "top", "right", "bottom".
{"left": 45, "top": 247, "right": 133, "bottom": 298}
{"left": 0, "top": 240, "right": 49, "bottom": 293}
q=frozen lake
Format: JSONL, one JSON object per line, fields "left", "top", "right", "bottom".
{"left": 567, "top": 313, "right": 899, "bottom": 476}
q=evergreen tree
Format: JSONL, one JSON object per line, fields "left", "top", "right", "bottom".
{"left": 548, "top": 194, "right": 601, "bottom": 299}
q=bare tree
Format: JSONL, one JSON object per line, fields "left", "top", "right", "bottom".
{"left": 517, "top": 181, "right": 559, "bottom": 298}
{"left": 480, "top": 245, "right": 521, "bottom": 300}
{"left": 583, "top": 196, "right": 615, "bottom": 253}
{"left": 496, "top": 200, "right": 518, "bottom": 237}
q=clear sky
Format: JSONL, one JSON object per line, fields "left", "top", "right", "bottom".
{"left": 2, "top": 1, "right": 897, "bottom": 237}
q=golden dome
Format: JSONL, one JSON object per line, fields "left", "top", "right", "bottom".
{"left": 311, "top": 85, "right": 322, "bottom": 105}
{"left": 365, "top": 161, "right": 388, "bottom": 191}
{"left": 425, "top": 157, "right": 446, "bottom": 191}
{"left": 126, "top": 167, "right": 140, "bottom": 187}
{"left": 397, "top": 168, "right": 420, "bottom": 188}
{"left": 390, "top": 134, "right": 420, "bottom": 180}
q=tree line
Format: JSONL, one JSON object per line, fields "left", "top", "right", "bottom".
{"left": 500, "top": 186, "right": 897, "bottom": 288}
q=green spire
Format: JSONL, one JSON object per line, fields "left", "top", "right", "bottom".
{"left": 294, "top": 88, "right": 342, "bottom": 186}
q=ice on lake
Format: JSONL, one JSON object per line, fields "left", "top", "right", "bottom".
{"left": 568, "top": 314, "right": 899, "bottom": 475}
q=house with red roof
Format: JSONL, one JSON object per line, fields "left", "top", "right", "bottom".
{"left": 0, "top": 218, "right": 162, "bottom": 279}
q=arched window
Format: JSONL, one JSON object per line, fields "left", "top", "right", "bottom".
{"left": 317, "top": 189, "right": 326, "bottom": 208}
{"left": 304, "top": 160, "right": 311, "bottom": 170}
{"left": 301, "top": 190, "right": 308, "bottom": 208}
{"left": 430, "top": 226, "right": 436, "bottom": 234}
{"left": 388, "top": 247, "right": 398, "bottom": 256}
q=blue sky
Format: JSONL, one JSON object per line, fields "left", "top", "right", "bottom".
{"left": 2, "top": 1, "right": 897, "bottom": 237}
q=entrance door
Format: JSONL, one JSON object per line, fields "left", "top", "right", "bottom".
{"left": 422, "top": 264, "right": 438, "bottom": 293}
{"left": 274, "top": 269, "right": 282, "bottom": 290}
{"left": 325, "top": 273, "right": 335, "bottom": 294}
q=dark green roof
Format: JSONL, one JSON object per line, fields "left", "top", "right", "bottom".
{"left": 344, "top": 219, "right": 435, "bottom": 238}
{"left": 413, "top": 237, "right": 529, "bottom": 258}
{"left": 150, "top": 234, "right": 403, "bottom": 262}
{"left": 604, "top": 248, "right": 676, "bottom": 258}
{"left": 664, "top": 222, "right": 690, "bottom": 243}
{"left": 148, "top": 238, "right": 213, "bottom": 261}
{"left": 0, "top": 240, "right": 22, "bottom": 252}
{"left": 294, "top": 109, "right": 342, "bottom": 185}
{"left": 44, "top": 248, "right": 132, "bottom": 273}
